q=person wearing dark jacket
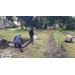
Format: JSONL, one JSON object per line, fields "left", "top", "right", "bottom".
{"left": 14, "top": 34, "right": 24, "bottom": 52}
{"left": 29, "top": 26, "right": 34, "bottom": 44}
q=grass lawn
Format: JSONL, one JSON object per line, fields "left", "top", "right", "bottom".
{"left": 60, "top": 30, "right": 75, "bottom": 57}
{"left": 0, "top": 29, "right": 29, "bottom": 40}
{"left": 4, "top": 28, "right": 18, "bottom": 29}
{"left": 1, "top": 29, "right": 75, "bottom": 58}
{"left": 0, "top": 29, "right": 50, "bottom": 58}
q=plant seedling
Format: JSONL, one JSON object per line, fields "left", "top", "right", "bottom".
{"left": 58, "top": 54, "right": 61, "bottom": 57}
{"left": 55, "top": 49, "right": 57, "bottom": 52}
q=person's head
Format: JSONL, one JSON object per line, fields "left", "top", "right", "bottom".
{"left": 29, "top": 26, "right": 31, "bottom": 29}
{"left": 19, "top": 34, "right": 21, "bottom": 36}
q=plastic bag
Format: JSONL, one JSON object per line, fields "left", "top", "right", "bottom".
{"left": 65, "top": 37, "right": 73, "bottom": 43}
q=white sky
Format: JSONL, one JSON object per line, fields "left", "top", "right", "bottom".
{"left": 72, "top": 16, "right": 75, "bottom": 17}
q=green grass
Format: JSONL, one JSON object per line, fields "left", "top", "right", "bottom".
{"left": 0, "top": 29, "right": 50, "bottom": 58}
{"left": 0, "top": 29, "right": 29, "bottom": 40}
{"left": 2, "top": 29, "right": 75, "bottom": 58}
{"left": 66, "top": 30, "right": 75, "bottom": 35}
{"left": 25, "top": 30, "right": 50, "bottom": 58}
{"left": 60, "top": 30, "right": 75, "bottom": 57}
{"left": 1, "top": 29, "right": 75, "bottom": 58}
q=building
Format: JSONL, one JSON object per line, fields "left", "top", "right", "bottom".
{"left": 0, "top": 16, "right": 4, "bottom": 28}
{"left": 0, "top": 16, "right": 18, "bottom": 28}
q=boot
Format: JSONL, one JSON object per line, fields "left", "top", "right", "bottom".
{"left": 20, "top": 49, "right": 23, "bottom": 52}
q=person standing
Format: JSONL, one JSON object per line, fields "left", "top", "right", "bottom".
{"left": 29, "top": 26, "right": 34, "bottom": 44}
{"left": 43, "top": 25, "right": 44, "bottom": 30}
{"left": 14, "top": 34, "right": 24, "bottom": 52}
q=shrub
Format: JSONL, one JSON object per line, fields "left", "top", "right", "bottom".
{"left": 55, "top": 28, "right": 59, "bottom": 30}
{"left": 62, "top": 30, "right": 67, "bottom": 32}
{"left": 37, "top": 29, "right": 43, "bottom": 31}
{"left": 59, "top": 28, "right": 62, "bottom": 32}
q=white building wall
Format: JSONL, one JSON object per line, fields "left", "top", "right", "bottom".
{"left": 0, "top": 16, "right": 4, "bottom": 28}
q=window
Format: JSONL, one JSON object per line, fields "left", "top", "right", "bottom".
{"left": 0, "top": 18, "right": 2, "bottom": 21}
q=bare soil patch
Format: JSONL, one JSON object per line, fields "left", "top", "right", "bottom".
{"left": 0, "top": 39, "right": 30, "bottom": 49}
{"left": 0, "top": 39, "right": 9, "bottom": 49}
{"left": 44, "top": 35, "right": 69, "bottom": 58}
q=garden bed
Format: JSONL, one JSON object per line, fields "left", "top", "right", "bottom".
{"left": 44, "top": 35, "right": 69, "bottom": 58}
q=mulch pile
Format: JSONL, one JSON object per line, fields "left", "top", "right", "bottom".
{"left": 0, "top": 39, "right": 30, "bottom": 49}
{"left": 23, "top": 39, "right": 30, "bottom": 44}
{"left": 0, "top": 39, "right": 9, "bottom": 49}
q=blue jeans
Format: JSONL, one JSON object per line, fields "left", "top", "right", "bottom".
{"left": 43, "top": 27, "right": 44, "bottom": 30}
{"left": 30, "top": 35, "right": 34, "bottom": 44}
{"left": 14, "top": 44, "right": 22, "bottom": 49}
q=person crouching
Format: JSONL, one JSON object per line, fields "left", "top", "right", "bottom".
{"left": 14, "top": 34, "right": 24, "bottom": 52}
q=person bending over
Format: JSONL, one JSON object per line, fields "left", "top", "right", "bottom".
{"left": 14, "top": 34, "right": 24, "bottom": 52}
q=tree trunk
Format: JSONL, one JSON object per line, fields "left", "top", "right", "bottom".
{"left": 21, "top": 21, "right": 23, "bottom": 29}
{"left": 39, "top": 16, "right": 44, "bottom": 29}
{"left": 17, "top": 17, "right": 24, "bottom": 29}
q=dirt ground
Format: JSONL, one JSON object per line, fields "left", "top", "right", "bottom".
{"left": 0, "top": 39, "right": 30, "bottom": 58}
{"left": 0, "top": 30, "right": 69, "bottom": 58}
{"left": 44, "top": 34, "right": 69, "bottom": 58}
{"left": 0, "top": 39, "right": 30, "bottom": 49}
{"left": 0, "top": 39, "right": 9, "bottom": 49}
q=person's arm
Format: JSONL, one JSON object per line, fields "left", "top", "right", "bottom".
{"left": 21, "top": 37, "right": 24, "bottom": 44}
{"left": 14, "top": 36, "right": 17, "bottom": 41}
{"left": 32, "top": 29, "right": 34, "bottom": 35}
{"left": 29, "top": 30, "right": 31, "bottom": 33}
{"left": 29, "top": 30, "right": 31, "bottom": 36}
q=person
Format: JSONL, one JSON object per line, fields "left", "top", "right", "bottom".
{"left": 43, "top": 25, "right": 44, "bottom": 30}
{"left": 14, "top": 34, "right": 24, "bottom": 52}
{"left": 29, "top": 26, "right": 34, "bottom": 44}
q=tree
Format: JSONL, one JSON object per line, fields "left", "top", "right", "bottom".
{"left": 33, "top": 17, "right": 39, "bottom": 28}
{"left": 12, "top": 16, "right": 17, "bottom": 21}
{"left": 6, "top": 16, "right": 39, "bottom": 29}
{"left": 38, "top": 16, "right": 44, "bottom": 29}
{"left": 43, "top": 16, "right": 75, "bottom": 30}
{"left": 17, "top": 16, "right": 38, "bottom": 29}
{"left": 6, "top": 16, "right": 13, "bottom": 22}
{"left": 17, "top": 16, "right": 26, "bottom": 29}
{"left": 6, "top": 16, "right": 75, "bottom": 30}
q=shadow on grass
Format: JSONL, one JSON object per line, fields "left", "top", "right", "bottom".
{"left": 14, "top": 29, "right": 28, "bottom": 32}
{"left": 6, "top": 29, "right": 28, "bottom": 34}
